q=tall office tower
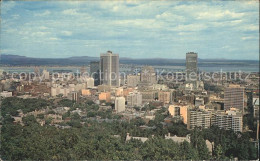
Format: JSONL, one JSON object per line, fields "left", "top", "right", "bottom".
{"left": 100, "top": 51, "right": 119, "bottom": 87}
{"left": 224, "top": 84, "right": 244, "bottom": 112}
{"left": 140, "top": 66, "right": 157, "bottom": 84}
{"left": 90, "top": 61, "right": 100, "bottom": 86}
{"left": 187, "top": 109, "right": 211, "bottom": 130}
{"left": 186, "top": 52, "right": 198, "bottom": 82}
{"left": 127, "top": 92, "right": 142, "bottom": 107}
{"left": 115, "top": 97, "right": 126, "bottom": 113}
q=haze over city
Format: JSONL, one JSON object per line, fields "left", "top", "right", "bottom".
{"left": 1, "top": 1, "right": 259, "bottom": 59}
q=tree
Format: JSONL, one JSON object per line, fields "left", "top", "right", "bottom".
{"left": 215, "top": 144, "right": 223, "bottom": 160}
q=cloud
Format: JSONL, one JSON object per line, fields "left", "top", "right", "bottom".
{"left": 62, "top": 9, "right": 78, "bottom": 15}
{"left": 60, "top": 31, "right": 73, "bottom": 36}
{"left": 0, "top": 1, "right": 259, "bottom": 60}
{"left": 241, "top": 36, "right": 258, "bottom": 40}
{"left": 197, "top": 10, "right": 245, "bottom": 20}
{"left": 34, "top": 10, "right": 51, "bottom": 17}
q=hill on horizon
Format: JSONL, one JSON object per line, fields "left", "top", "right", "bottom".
{"left": 0, "top": 54, "right": 258, "bottom": 66}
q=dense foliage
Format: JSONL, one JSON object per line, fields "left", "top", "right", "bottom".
{"left": 0, "top": 97, "right": 258, "bottom": 160}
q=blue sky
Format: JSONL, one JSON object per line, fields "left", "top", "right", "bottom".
{"left": 1, "top": 1, "right": 259, "bottom": 60}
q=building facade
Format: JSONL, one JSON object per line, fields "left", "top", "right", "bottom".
{"left": 187, "top": 109, "right": 211, "bottom": 130}
{"left": 127, "top": 75, "right": 140, "bottom": 87}
{"left": 90, "top": 61, "right": 100, "bottom": 86}
{"left": 100, "top": 51, "right": 119, "bottom": 87}
{"left": 186, "top": 52, "right": 198, "bottom": 82}
{"left": 140, "top": 66, "right": 157, "bottom": 84}
{"left": 115, "top": 97, "right": 126, "bottom": 113}
{"left": 224, "top": 85, "right": 244, "bottom": 112}
{"left": 127, "top": 92, "right": 142, "bottom": 107}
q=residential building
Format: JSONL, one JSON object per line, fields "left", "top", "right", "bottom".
{"left": 99, "top": 92, "right": 111, "bottom": 103}
{"left": 211, "top": 109, "right": 243, "bottom": 132}
{"left": 0, "top": 91, "right": 12, "bottom": 97}
{"left": 115, "top": 97, "right": 125, "bottom": 113}
{"left": 127, "top": 92, "right": 142, "bottom": 107}
{"left": 187, "top": 109, "right": 211, "bottom": 130}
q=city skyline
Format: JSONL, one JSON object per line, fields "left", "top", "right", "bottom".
{"left": 1, "top": 1, "right": 259, "bottom": 60}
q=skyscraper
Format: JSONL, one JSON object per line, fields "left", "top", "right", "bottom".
{"left": 186, "top": 52, "right": 198, "bottom": 82}
{"left": 224, "top": 84, "right": 244, "bottom": 112}
{"left": 90, "top": 61, "right": 100, "bottom": 86}
{"left": 100, "top": 51, "right": 119, "bottom": 87}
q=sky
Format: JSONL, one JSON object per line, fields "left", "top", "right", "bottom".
{"left": 1, "top": 0, "right": 259, "bottom": 60}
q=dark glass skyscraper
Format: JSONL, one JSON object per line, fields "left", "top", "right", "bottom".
{"left": 100, "top": 51, "right": 119, "bottom": 87}
{"left": 90, "top": 61, "right": 100, "bottom": 86}
{"left": 186, "top": 52, "right": 198, "bottom": 82}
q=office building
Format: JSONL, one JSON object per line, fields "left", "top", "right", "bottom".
{"left": 90, "top": 61, "right": 100, "bottom": 86}
{"left": 100, "top": 51, "right": 119, "bottom": 87}
{"left": 158, "top": 91, "right": 171, "bottom": 105}
{"left": 127, "top": 75, "right": 140, "bottom": 87}
{"left": 224, "top": 85, "right": 244, "bottom": 112}
{"left": 115, "top": 97, "right": 125, "bottom": 113}
{"left": 140, "top": 66, "right": 157, "bottom": 84}
{"left": 140, "top": 91, "right": 155, "bottom": 103}
{"left": 186, "top": 52, "right": 198, "bottom": 82}
{"left": 127, "top": 92, "right": 142, "bottom": 107}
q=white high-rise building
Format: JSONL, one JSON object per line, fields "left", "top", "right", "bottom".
{"left": 115, "top": 97, "right": 125, "bottom": 113}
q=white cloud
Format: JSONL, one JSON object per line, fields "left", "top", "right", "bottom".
{"left": 241, "top": 36, "right": 258, "bottom": 40}
{"left": 60, "top": 31, "right": 72, "bottom": 36}
{"left": 34, "top": 10, "right": 51, "bottom": 17}
{"left": 62, "top": 9, "right": 79, "bottom": 15}
{"left": 155, "top": 12, "right": 185, "bottom": 22}
{"left": 197, "top": 10, "right": 245, "bottom": 20}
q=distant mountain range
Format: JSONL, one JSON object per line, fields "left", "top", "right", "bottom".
{"left": 0, "top": 54, "right": 258, "bottom": 67}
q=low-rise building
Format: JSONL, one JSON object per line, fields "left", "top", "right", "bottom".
{"left": 0, "top": 91, "right": 12, "bottom": 97}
